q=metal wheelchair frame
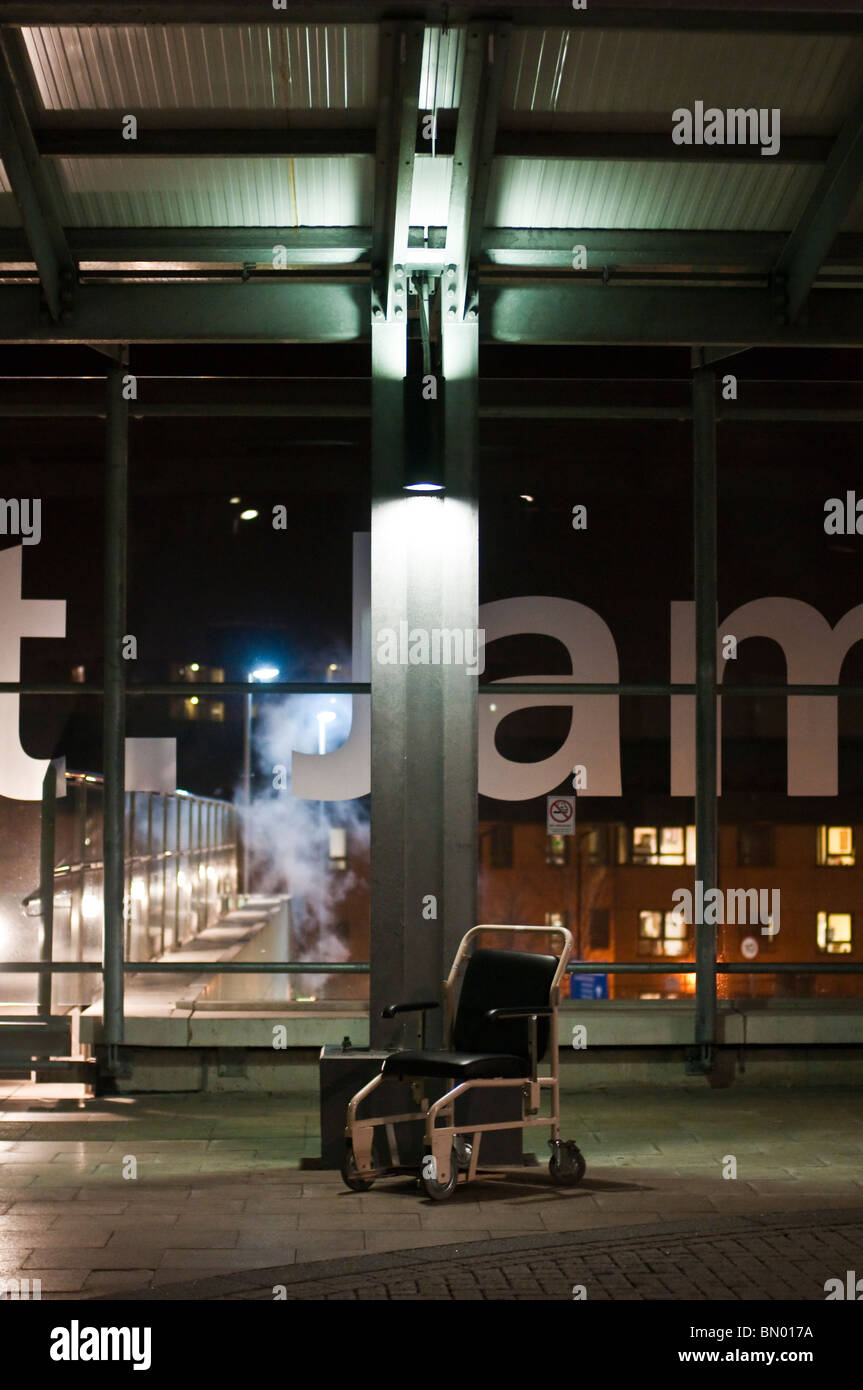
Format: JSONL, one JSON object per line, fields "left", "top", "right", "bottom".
{"left": 343, "top": 925, "right": 585, "bottom": 1198}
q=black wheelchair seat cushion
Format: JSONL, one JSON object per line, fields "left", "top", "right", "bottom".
{"left": 381, "top": 1049, "right": 528, "bottom": 1080}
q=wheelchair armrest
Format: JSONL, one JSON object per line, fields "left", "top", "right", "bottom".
{"left": 485, "top": 1006, "right": 553, "bottom": 1022}
{"left": 381, "top": 1001, "right": 439, "bottom": 1019}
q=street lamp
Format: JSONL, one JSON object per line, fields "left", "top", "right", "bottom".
{"left": 241, "top": 664, "right": 280, "bottom": 892}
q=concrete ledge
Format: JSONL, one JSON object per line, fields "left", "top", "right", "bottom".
{"left": 561, "top": 1000, "right": 863, "bottom": 1046}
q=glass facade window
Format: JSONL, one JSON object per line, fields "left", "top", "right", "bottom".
{"left": 638, "top": 909, "right": 690, "bottom": 957}
{"left": 817, "top": 827, "right": 855, "bottom": 866}
{"left": 817, "top": 912, "right": 853, "bottom": 954}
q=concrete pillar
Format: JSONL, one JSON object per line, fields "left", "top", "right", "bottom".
{"left": 441, "top": 319, "right": 479, "bottom": 970}
{"left": 369, "top": 317, "right": 479, "bottom": 1046}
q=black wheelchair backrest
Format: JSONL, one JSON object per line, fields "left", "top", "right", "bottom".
{"left": 452, "top": 947, "right": 560, "bottom": 1062}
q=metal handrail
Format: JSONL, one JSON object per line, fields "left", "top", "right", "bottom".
{"left": 1, "top": 960, "right": 860, "bottom": 975}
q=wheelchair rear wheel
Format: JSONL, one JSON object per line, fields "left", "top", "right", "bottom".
{"left": 341, "top": 1140, "right": 377, "bottom": 1192}
{"left": 421, "top": 1146, "right": 459, "bottom": 1201}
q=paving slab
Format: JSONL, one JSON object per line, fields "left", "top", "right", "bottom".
{"left": 2, "top": 1083, "right": 862, "bottom": 1299}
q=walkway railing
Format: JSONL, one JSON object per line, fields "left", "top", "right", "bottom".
{"left": 12, "top": 770, "right": 237, "bottom": 1011}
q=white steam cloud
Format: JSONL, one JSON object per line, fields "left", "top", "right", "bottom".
{"left": 239, "top": 689, "right": 369, "bottom": 995}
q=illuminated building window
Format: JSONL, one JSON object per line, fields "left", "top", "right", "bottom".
{"left": 632, "top": 827, "right": 657, "bottom": 862}
{"left": 629, "top": 827, "right": 695, "bottom": 866}
{"left": 816, "top": 912, "right": 853, "bottom": 954}
{"left": 638, "top": 909, "right": 690, "bottom": 957}
{"left": 817, "top": 826, "right": 855, "bottom": 866}
{"left": 546, "top": 834, "right": 569, "bottom": 867}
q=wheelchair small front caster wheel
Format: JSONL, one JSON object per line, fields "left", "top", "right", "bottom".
{"left": 548, "top": 1140, "right": 586, "bottom": 1187}
{"left": 341, "top": 1140, "right": 376, "bottom": 1192}
{"left": 421, "top": 1147, "right": 459, "bottom": 1201}
{"left": 453, "top": 1134, "right": 473, "bottom": 1170}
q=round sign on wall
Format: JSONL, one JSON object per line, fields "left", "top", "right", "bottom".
{"left": 740, "top": 936, "right": 759, "bottom": 960}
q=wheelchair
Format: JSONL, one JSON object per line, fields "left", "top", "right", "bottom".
{"left": 341, "top": 924, "right": 586, "bottom": 1200}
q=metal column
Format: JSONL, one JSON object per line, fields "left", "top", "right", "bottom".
{"left": 691, "top": 363, "right": 718, "bottom": 1070}
{"left": 102, "top": 358, "right": 128, "bottom": 1059}
{"left": 441, "top": 318, "right": 479, "bottom": 971}
{"left": 37, "top": 762, "right": 56, "bottom": 1016}
{"left": 369, "top": 318, "right": 409, "bottom": 1045}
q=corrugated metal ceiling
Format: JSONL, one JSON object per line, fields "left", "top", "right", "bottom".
{"left": 21, "top": 24, "right": 379, "bottom": 121}
{"left": 501, "top": 29, "right": 863, "bottom": 134}
{"left": 52, "top": 155, "right": 373, "bottom": 228}
{"left": 6, "top": 23, "right": 862, "bottom": 237}
{"left": 487, "top": 157, "right": 822, "bottom": 233}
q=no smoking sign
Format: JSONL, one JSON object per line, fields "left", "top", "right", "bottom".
{"left": 546, "top": 795, "right": 576, "bottom": 835}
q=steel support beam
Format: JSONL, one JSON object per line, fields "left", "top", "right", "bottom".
{"left": 444, "top": 23, "right": 508, "bottom": 320}
{"left": 371, "top": 23, "right": 423, "bottom": 323}
{"left": 34, "top": 127, "right": 829, "bottom": 165}
{"left": 102, "top": 359, "right": 128, "bottom": 1058}
{"left": 691, "top": 362, "right": 717, "bottom": 1072}
{"left": 492, "top": 130, "right": 828, "bottom": 163}
{"left": 3, "top": 3, "right": 863, "bottom": 35}
{"left": 3, "top": 228, "right": 863, "bottom": 275}
{"left": 0, "top": 282, "right": 367, "bottom": 342}
{"left": 4, "top": 281, "right": 863, "bottom": 347}
{"left": 0, "top": 227, "right": 377, "bottom": 264}
{"left": 483, "top": 282, "right": 863, "bottom": 347}
{"left": 774, "top": 87, "right": 863, "bottom": 322}
{"left": 0, "top": 32, "right": 74, "bottom": 319}
{"left": 35, "top": 128, "right": 378, "bottom": 158}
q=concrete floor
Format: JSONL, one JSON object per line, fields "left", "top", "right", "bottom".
{"left": 1, "top": 1081, "right": 862, "bottom": 1299}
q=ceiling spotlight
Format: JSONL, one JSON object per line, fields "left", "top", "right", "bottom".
{"left": 520, "top": 494, "right": 535, "bottom": 503}
{"left": 240, "top": 508, "right": 259, "bottom": 521}
{"left": 229, "top": 496, "right": 241, "bottom": 505}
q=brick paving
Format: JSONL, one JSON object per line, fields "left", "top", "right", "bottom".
{"left": 101, "top": 1211, "right": 863, "bottom": 1301}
